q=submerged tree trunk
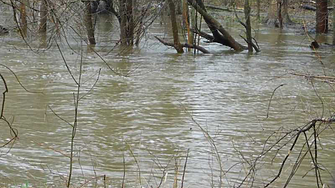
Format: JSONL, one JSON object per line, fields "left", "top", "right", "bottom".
{"left": 156, "top": 0, "right": 209, "bottom": 54}
{"left": 187, "top": 0, "right": 245, "bottom": 51}
{"left": 266, "top": 0, "right": 277, "bottom": 26}
{"left": 244, "top": 0, "right": 253, "bottom": 52}
{"left": 126, "top": 0, "right": 133, "bottom": 45}
{"left": 266, "top": 0, "right": 293, "bottom": 27}
{"left": 168, "top": 0, "right": 184, "bottom": 53}
{"left": 316, "top": 0, "right": 328, "bottom": 33}
{"left": 39, "top": 0, "right": 48, "bottom": 34}
{"left": 183, "top": 0, "right": 193, "bottom": 51}
{"left": 282, "top": 0, "right": 292, "bottom": 23}
{"left": 277, "top": 0, "right": 283, "bottom": 28}
{"left": 119, "top": 0, "right": 134, "bottom": 45}
{"left": 84, "top": 1, "right": 96, "bottom": 45}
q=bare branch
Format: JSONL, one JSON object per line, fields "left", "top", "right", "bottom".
{"left": 155, "top": 36, "right": 210, "bottom": 54}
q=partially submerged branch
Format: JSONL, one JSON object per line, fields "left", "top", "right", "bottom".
{"left": 155, "top": 36, "right": 210, "bottom": 54}
{"left": 191, "top": 28, "right": 214, "bottom": 42}
{"left": 291, "top": 72, "right": 335, "bottom": 83}
{"left": 187, "top": 0, "right": 246, "bottom": 51}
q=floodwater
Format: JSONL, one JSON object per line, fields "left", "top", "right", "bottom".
{"left": 0, "top": 5, "right": 335, "bottom": 188}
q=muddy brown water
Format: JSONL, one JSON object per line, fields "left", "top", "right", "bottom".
{"left": 0, "top": 7, "right": 335, "bottom": 188}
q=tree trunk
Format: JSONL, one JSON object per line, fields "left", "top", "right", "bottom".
{"left": 168, "top": 0, "right": 184, "bottom": 53}
{"left": 316, "top": 0, "right": 328, "bottom": 33}
{"left": 257, "top": 0, "right": 260, "bottom": 20}
{"left": 266, "top": 0, "right": 277, "bottom": 26}
{"left": 20, "top": 0, "right": 27, "bottom": 37}
{"left": 119, "top": 0, "right": 126, "bottom": 44}
{"left": 106, "top": 0, "right": 121, "bottom": 23}
{"left": 119, "top": 0, "right": 134, "bottom": 45}
{"left": 277, "top": 0, "right": 283, "bottom": 28}
{"left": 282, "top": 0, "right": 292, "bottom": 23}
{"left": 84, "top": 1, "right": 96, "bottom": 45}
{"left": 126, "top": 0, "right": 134, "bottom": 45}
{"left": 39, "top": 0, "right": 48, "bottom": 34}
{"left": 187, "top": 0, "right": 245, "bottom": 51}
{"left": 135, "top": 0, "right": 143, "bottom": 46}
{"left": 244, "top": 0, "right": 253, "bottom": 52}
{"left": 183, "top": 0, "right": 193, "bottom": 51}
{"left": 175, "top": 0, "right": 182, "bottom": 15}
{"left": 266, "top": 0, "right": 293, "bottom": 27}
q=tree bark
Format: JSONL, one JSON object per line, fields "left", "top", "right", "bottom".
{"left": 84, "top": 1, "right": 96, "bottom": 45}
{"left": 168, "top": 0, "right": 184, "bottom": 53}
{"left": 316, "top": 0, "right": 328, "bottom": 33}
{"left": 187, "top": 0, "right": 246, "bottom": 51}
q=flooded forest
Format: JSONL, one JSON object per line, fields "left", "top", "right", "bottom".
{"left": 0, "top": 0, "right": 335, "bottom": 187}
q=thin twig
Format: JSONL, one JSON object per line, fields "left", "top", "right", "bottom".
{"left": 266, "top": 84, "right": 285, "bottom": 118}
{"left": 0, "top": 64, "right": 44, "bottom": 94}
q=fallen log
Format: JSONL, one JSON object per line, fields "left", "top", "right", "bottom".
{"left": 301, "top": 4, "right": 333, "bottom": 11}
{"left": 300, "top": 4, "right": 316, "bottom": 11}
{"left": 187, "top": 0, "right": 246, "bottom": 51}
